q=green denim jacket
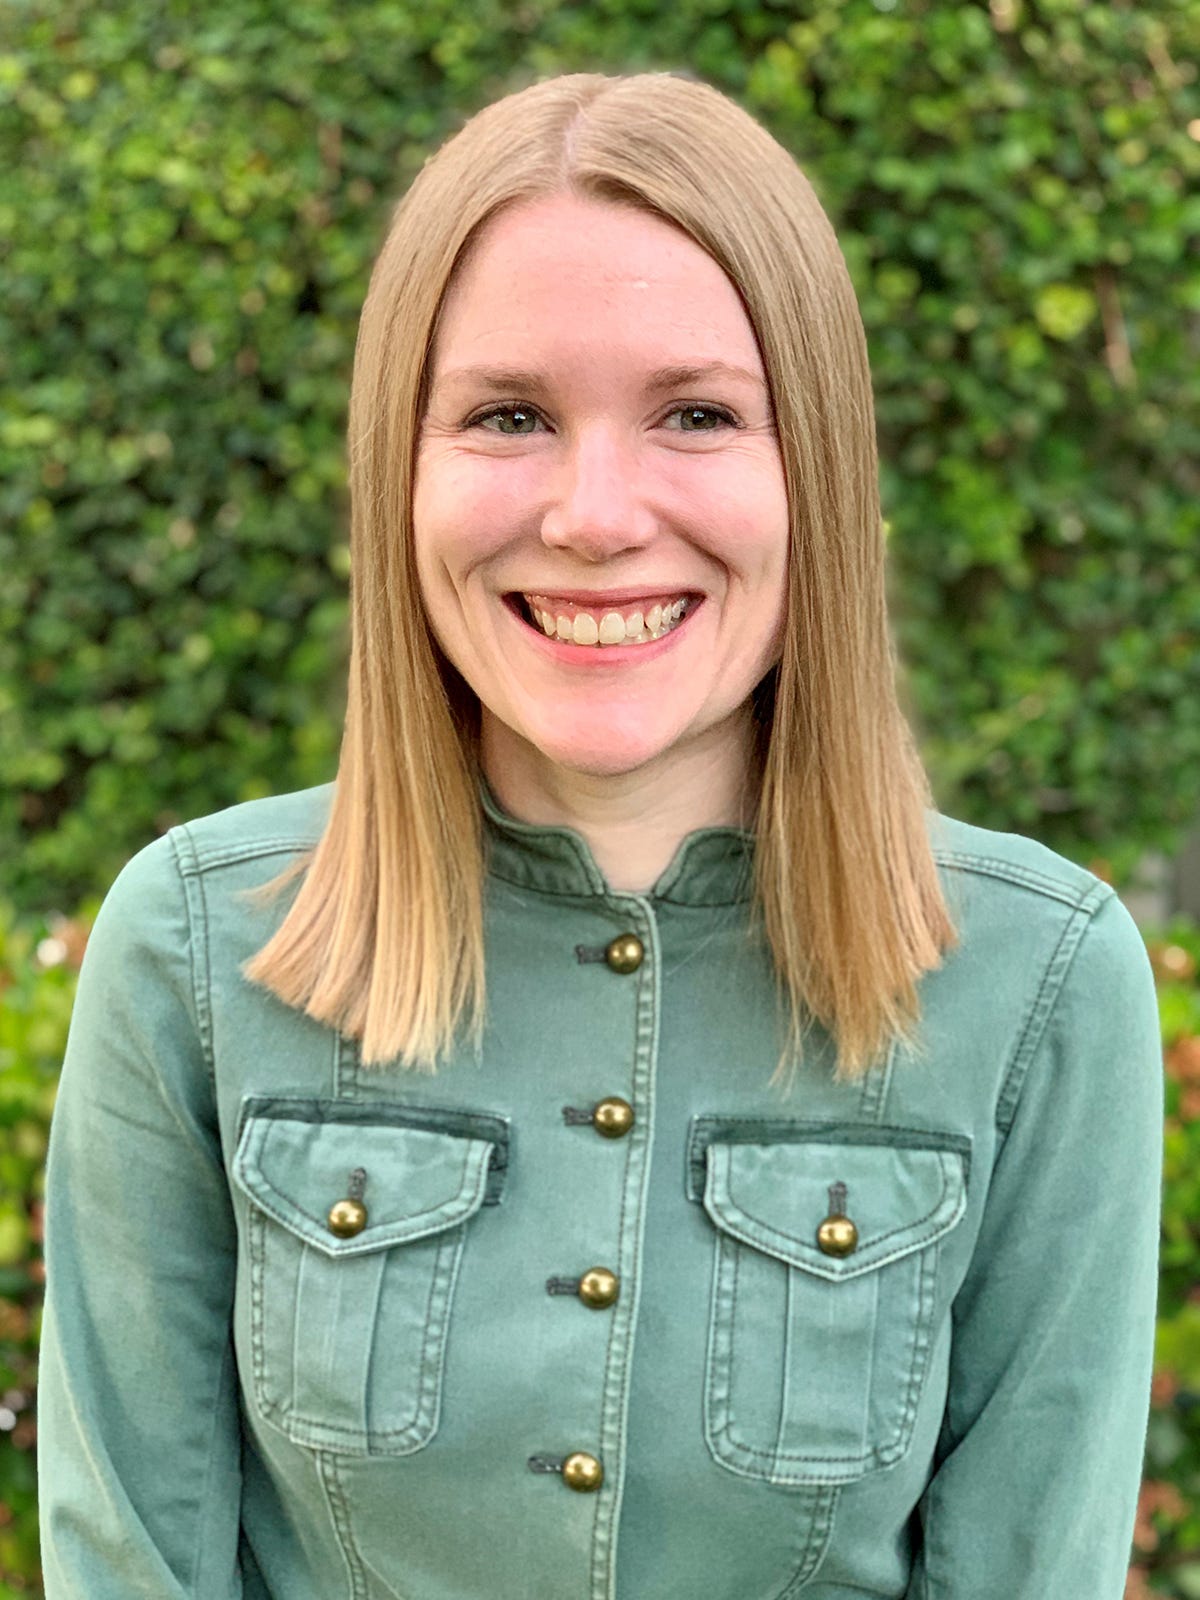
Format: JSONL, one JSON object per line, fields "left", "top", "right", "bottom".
{"left": 39, "top": 784, "right": 1163, "bottom": 1599}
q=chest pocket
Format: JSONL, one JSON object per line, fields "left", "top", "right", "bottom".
{"left": 231, "top": 1099, "right": 508, "bottom": 1457}
{"left": 695, "top": 1126, "right": 967, "bottom": 1488}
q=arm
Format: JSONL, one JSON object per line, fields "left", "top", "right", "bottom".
{"left": 907, "top": 889, "right": 1164, "bottom": 1599}
{"left": 38, "top": 833, "right": 243, "bottom": 1598}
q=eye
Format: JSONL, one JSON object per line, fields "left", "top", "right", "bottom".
{"left": 470, "top": 404, "right": 545, "bottom": 436}
{"left": 665, "top": 404, "right": 739, "bottom": 432}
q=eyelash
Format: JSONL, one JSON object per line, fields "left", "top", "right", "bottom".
{"left": 466, "top": 401, "right": 741, "bottom": 435}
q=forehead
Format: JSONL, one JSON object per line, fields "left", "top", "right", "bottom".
{"left": 429, "top": 193, "right": 763, "bottom": 372}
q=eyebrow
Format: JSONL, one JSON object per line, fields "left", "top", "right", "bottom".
{"left": 431, "top": 360, "right": 767, "bottom": 396}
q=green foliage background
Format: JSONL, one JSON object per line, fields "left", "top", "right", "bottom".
{"left": 2, "top": 0, "right": 1198, "bottom": 1592}
{"left": 2, "top": 0, "right": 1198, "bottom": 910}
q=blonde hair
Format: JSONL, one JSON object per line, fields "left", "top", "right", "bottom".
{"left": 243, "top": 70, "right": 958, "bottom": 1086}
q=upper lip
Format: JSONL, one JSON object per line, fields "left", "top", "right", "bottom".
{"left": 510, "top": 587, "right": 702, "bottom": 606}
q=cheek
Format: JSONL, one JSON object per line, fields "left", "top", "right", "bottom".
{"left": 744, "top": 478, "right": 790, "bottom": 597}
{"left": 707, "top": 477, "right": 790, "bottom": 668}
{"left": 413, "top": 451, "right": 535, "bottom": 588}
{"left": 676, "top": 449, "right": 788, "bottom": 541}
{"left": 687, "top": 477, "right": 790, "bottom": 592}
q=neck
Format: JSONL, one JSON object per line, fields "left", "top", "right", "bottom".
{"left": 480, "top": 712, "right": 760, "bottom": 893}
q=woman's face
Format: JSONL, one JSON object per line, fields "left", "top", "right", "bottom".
{"left": 413, "top": 192, "right": 789, "bottom": 787}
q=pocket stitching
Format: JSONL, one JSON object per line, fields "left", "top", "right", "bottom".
{"left": 704, "top": 1191, "right": 950, "bottom": 1482}
{"left": 709, "top": 1233, "right": 916, "bottom": 1475}
{"left": 710, "top": 1222, "right": 908, "bottom": 1472}
{"left": 686, "top": 1117, "right": 974, "bottom": 1203}
{"left": 884, "top": 1236, "right": 940, "bottom": 1471}
{"left": 250, "top": 1225, "right": 470, "bottom": 1454}
{"left": 248, "top": 1203, "right": 269, "bottom": 1424}
{"left": 243, "top": 1134, "right": 489, "bottom": 1455}
{"left": 236, "top": 1119, "right": 492, "bottom": 1255}
{"left": 710, "top": 1147, "right": 962, "bottom": 1280}
{"left": 725, "top": 1147, "right": 949, "bottom": 1256}
{"left": 704, "top": 1227, "right": 737, "bottom": 1467}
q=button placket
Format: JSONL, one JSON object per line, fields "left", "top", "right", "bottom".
{"left": 534, "top": 909, "right": 655, "bottom": 1536}
{"left": 588, "top": 900, "right": 659, "bottom": 1597}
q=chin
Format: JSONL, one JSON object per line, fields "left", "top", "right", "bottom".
{"left": 525, "top": 724, "right": 676, "bottom": 779}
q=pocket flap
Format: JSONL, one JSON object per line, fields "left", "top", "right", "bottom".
{"left": 703, "top": 1138, "right": 966, "bottom": 1281}
{"left": 232, "top": 1111, "right": 496, "bottom": 1258}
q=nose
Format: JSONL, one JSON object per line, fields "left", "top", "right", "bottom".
{"left": 539, "top": 425, "right": 657, "bottom": 561}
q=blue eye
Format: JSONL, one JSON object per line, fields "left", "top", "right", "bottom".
{"left": 474, "top": 405, "right": 542, "bottom": 435}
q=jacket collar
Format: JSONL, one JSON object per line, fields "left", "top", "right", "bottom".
{"left": 480, "top": 780, "right": 755, "bottom": 907}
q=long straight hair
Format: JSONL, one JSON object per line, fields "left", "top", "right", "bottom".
{"left": 243, "top": 71, "right": 958, "bottom": 1086}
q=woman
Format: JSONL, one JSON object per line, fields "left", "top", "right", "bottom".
{"left": 39, "top": 72, "right": 1162, "bottom": 1599}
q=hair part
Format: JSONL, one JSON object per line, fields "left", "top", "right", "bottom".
{"left": 242, "top": 70, "right": 958, "bottom": 1088}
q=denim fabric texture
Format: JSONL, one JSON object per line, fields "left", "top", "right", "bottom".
{"left": 38, "top": 783, "right": 1164, "bottom": 1599}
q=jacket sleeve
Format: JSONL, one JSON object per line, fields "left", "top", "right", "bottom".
{"left": 38, "top": 832, "right": 244, "bottom": 1598}
{"left": 905, "top": 888, "right": 1164, "bottom": 1599}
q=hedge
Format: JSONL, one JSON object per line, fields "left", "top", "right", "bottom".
{"left": 1, "top": 0, "right": 1198, "bottom": 911}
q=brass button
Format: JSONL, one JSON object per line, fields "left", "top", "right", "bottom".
{"left": 577, "top": 1267, "right": 620, "bottom": 1309}
{"left": 816, "top": 1214, "right": 858, "bottom": 1257}
{"left": 592, "top": 1096, "right": 635, "bottom": 1138}
{"left": 604, "top": 933, "right": 644, "bottom": 974}
{"left": 327, "top": 1198, "right": 368, "bottom": 1238}
{"left": 562, "top": 1451, "right": 603, "bottom": 1492}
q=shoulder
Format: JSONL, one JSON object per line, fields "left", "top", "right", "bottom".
{"left": 924, "top": 805, "right": 1152, "bottom": 1003}
{"left": 90, "top": 785, "right": 333, "bottom": 959}
{"left": 920, "top": 811, "right": 1157, "bottom": 1137}
{"left": 166, "top": 785, "right": 333, "bottom": 878}
{"left": 927, "top": 808, "right": 1112, "bottom": 911}
{"left": 925, "top": 807, "right": 1153, "bottom": 1050}
{"left": 924, "top": 806, "right": 1130, "bottom": 958}
{"left": 108, "top": 785, "right": 331, "bottom": 888}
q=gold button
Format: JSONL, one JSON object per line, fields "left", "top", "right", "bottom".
{"left": 562, "top": 1451, "right": 603, "bottom": 1492}
{"left": 816, "top": 1214, "right": 858, "bottom": 1257}
{"left": 592, "top": 1097, "right": 635, "bottom": 1138}
{"left": 604, "top": 933, "right": 644, "bottom": 974}
{"left": 327, "top": 1198, "right": 368, "bottom": 1238}
{"left": 577, "top": 1267, "right": 619, "bottom": 1309}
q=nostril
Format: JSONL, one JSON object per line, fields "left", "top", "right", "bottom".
{"left": 539, "top": 501, "right": 658, "bottom": 554}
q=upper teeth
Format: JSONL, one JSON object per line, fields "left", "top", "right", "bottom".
{"left": 524, "top": 594, "right": 691, "bottom": 647}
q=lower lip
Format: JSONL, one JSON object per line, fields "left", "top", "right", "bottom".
{"left": 504, "top": 597, "right": 701, "bottom": 666}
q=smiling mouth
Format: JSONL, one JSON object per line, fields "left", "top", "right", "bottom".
{"left": 508, "top": 591, "right": 699, "bottom": 647}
